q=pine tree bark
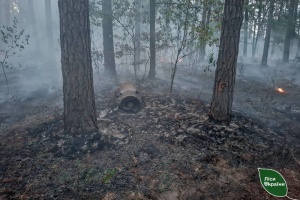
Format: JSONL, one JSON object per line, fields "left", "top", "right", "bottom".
{"left": 283, "top": 0, "right": 296, "bottom": 62}
{"left": 58, "top": 0, "right": 98, "bottom": 134}
{"left": 102, "top": 0, "right": 116, "bottom": 77}
{"left": 261, "top": 0, "right": 274, "bottom": 66}
{"left": 210, "top": 0, "right": 244, "bottom": 122}
{"left": 45, "top": 0, "right": 55, "bottom": 64}
{"left": 148, "top": 0, "right": 156, "bottom": 79}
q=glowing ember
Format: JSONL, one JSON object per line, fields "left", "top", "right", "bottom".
{"left": 276, "top": 87, "right": 285, "bottom": 93}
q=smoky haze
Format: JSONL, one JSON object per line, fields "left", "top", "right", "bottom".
{"left": 0, "top": 0, "right": 300, "bottom": 131}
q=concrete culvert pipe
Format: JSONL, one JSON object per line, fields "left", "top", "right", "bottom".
{"left": 116, "top": 82, "right": 141, "bottom": 113}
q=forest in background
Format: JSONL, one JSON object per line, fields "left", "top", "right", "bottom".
{"left": 1, "top": 0, "right": 300, "bottom": 124}
{"left": 1, "top": 0, "right": 299, "bottom": 79}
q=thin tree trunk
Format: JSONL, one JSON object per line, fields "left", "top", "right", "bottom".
{"left": 28, "top": 0, "right": 41, "bottom": 57}
{"left": 134, "top": 0, "right": 141, "bottom": 73}
{"left": 200, "top": 5, "right": 212, "bottom": 59}
{"left": 295, "top": 0, "right": 300, "bottom": 59}
{"left": 58, "top": 0, "right": 98, "bottom": 134}
{"left": 164, "top": 3, "right": 171, "bottom": 46}
{"left": 176, "top": 22, "right": 181, "bottom": 49}
{"left": 277, "top": 0, "right": 284, "bottom": 22}
{"left": 4, "top": 0, "right": 10, "bottom": 26}
{"left": 19, "top": 0, "right": 27, "bottom": 28}
{"left": 290, "top": 0, "right": 299, "bottom": 60}
{"left": 210, "top": 0, "right": 244, "bottom": 122}
{"left": 271, "top": 38, "right": 276, "bottom": 56}
{"left": 291, "top": 0, "right": 299, "bottom": 39}
{"left": 148, "top": 0, "right": 156, "bottom": 79}
{"left": 251, "top": 17, "right": 257, "bottom": 58}
{"left": 261, "top": 0, "right": 275, "bottom": 66}
{"left": 28, "top": 0, "right": 38, "bottom": 41}
{"left": 102, "top": 0, "right": 116, "bottom": 77}
{"left": 253, "top": 0, "right": 263, "bottom": 58}
{"left": 45, "top": 0, "right": 55, "bottom": 64}
{"left": 243, "top": 0, "right": 249, "bottom": 57}
{"left": 283, "top": 0, "right": 296, "bottom": 62}
{"left": 0, "top": 1, "right": 3, "bottom": 25}
{"left": 169, "top": 2, "right": 191, "bottom": 100}
{"left": 296, "top": 38, "right": 300, "bottom": 59}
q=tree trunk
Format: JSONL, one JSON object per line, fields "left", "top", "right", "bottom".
{"left": 243, "top": 0, "right": 249, "bottom": 57}
{"left": 134, "top": 0, "right": 141, "bottom": 73}
{"left": 4, "top": 0, "right": 10, "bottom": 26}
{"left": 283, "top": 0, "right": 296, "bottom": 62}
{"left": 291, "top": 0, "right": 299, "bottom": 59}
{"left": 28, "top": 0, "right": 41, "bottom": 57}
{"left": 199, "top": 5, "right": 207, "bottom": 60}
{"left": 19, "top": 0, "right": 28, "bottom": 28}
{"left": 148, "top": 0, "right": 156, "bottom": 79}
{"left": 277, "top": 0, "right": 284, "bottom": 22}
{"left": 28, "top": 0, "right": 37, "bottom": 36}
{"left": 45, "top": 0, "right": 55, "bottom": 64}
{"left": 58, "top": 0, "right": 98, "bottom": 134}
{"left": 251, "top": 18, "right": 257, "bottom": 58}
{"left": 102, "top": 0, "right": 116, "bottom": 77}
{"left": 210, "top": 0, "right": 244, "bottom": 122}
{"left": 0, "top": 0, "right": 11, "bottom": 25}
{"left": 261, "top": 0, "right": 274, "bottom": 66}
{"left": 291, "top": 0, "right": 299, "bottom": 39}
{"left": 296, "top": 38, "right": 300, "bottom": 60}
{"left": 176, "top": 22, "right": 181, "bottom": 49}
{"left": 253, "top": 0, "right": 263, "bottom": 58}
{"left": 199, "top": 1, "right": 211, "bottom": 60}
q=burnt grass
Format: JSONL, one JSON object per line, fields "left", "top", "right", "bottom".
{"left": 0, "top": 78, "right": 300, "bottom": 200}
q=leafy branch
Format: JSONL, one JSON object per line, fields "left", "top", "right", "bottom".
{"left": 0, "top": 17, "right": 29, "bottom": 93}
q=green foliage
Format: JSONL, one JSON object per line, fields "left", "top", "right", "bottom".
{"left": 0, "top": 17, "right": 29, "bottom": 66}
{"left": 56, "top": 159, "right": 105, "bottom": 193}
{"left": 158, "top": 0, "right": 222, "bottom": 48}
{"left": 89, "top": 0, "right": 103, "bottom": 27}
{"left": 0, "top": 17, "right": 30, "bottom": 92}
{"left": 102, "top": 168, "right": 118, "bottom": 184}
{"left": 89, "top": 0, "right": 224, "bottom": 82}
{"left": 89, "top": 0, "right": 150, "bottom": 70}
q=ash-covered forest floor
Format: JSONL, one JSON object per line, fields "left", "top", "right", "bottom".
{"left": 0, "top": 61, "right": 300, "bottom": 199}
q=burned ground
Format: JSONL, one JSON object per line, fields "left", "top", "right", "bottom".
{"left": 0, "top": 63, "right": 300, "bottom": 199}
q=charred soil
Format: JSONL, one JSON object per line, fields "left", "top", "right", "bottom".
{"left": 0, "top": 74, "right": 300, "bottom": 199}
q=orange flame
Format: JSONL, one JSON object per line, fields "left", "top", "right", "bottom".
{"left": 276, "top": 87, "right": 285, "bottom": 93}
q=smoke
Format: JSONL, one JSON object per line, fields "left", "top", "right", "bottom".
{"left": 0, "top": 0, "right": 299, "bottom": 133}
{"left": 0, "top": 0, "right": 62, "bottom": 102}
